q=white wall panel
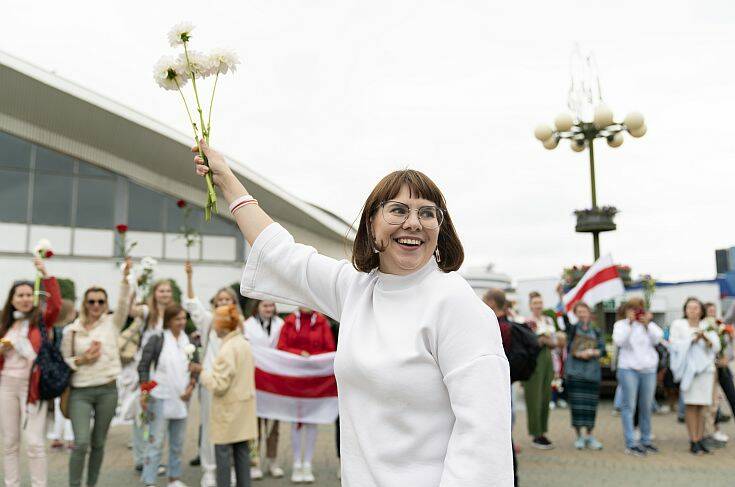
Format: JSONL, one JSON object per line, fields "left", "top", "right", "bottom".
{"left": 165, "top": 233, "right": 200, "bottom": 261}
{"left": 0, "top": 223, "right": 27, "bottom": 252}
{"left": 29, "top": 225, "right": 71, "bottom": 255}
{"left": 127, "top": 231, "right": 162, "bottom": 258}
{"left": 202, "top": 235, "right": 236, "bottom": 261}
{"left": 73, "top": 228, "right": 114, "bottom": 257}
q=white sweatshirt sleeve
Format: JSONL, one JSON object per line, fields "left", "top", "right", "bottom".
{"left": 436, "top": 285, "right": 513, "bottom": 486}
{"left": 240, "top": 223, "right": 359, "bottom": 321}
{"left": 612, "top": 319, "right": 633, "bottom": 347}
{"left": 183, "top": 297, "right": 212, "bottom": 331}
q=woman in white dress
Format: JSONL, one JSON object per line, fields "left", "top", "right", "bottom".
{"left": 669, "top": 297, "right": 720, "bottom": 454}
{"left": 242, "top": 300, "right": 284, "bottom": 479}
{"left": 190, "top": 139, "right": 512, "bottom": 486}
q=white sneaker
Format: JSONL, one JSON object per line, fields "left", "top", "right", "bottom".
{"left": 200, "top": 471, "right": 216, "bottom": 487}
{"left": 168, "top": 481, "right": 189, "bottom": 487}
{"left": 557, "top": 399, "right": 568, "bottom": 409}
{"left": 291, "top": 463, "right": 304, "bottom": 483}
{"left": 713, "top": 430, "right": 730, "bottom": 442}
{"left": 250, "top": 467, "right": 264, "bottom": 480}
{"left": 302, "top": 463, "right": 315, "bottom": 483}
{"left": 269, "top": 463, "right": 285, "bottom": 478}
{"left": 549, "top": 401, "right": 556, "bottom": 410}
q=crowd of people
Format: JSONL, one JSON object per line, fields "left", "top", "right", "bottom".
{"left": 1, "top": 255, "right": 339, "bottom": 487}
{"left": 2, "top": 146, "right": 734, "bottom": 487}
{"left": 483, "top": 287, "right": 735, "bottom": 467}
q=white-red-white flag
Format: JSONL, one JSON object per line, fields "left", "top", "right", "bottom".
{"left": 251, "top": 345, "right": 338, "bottom": 424}
{"left": 562, "top": 254, "right": 625, "bottom": 313}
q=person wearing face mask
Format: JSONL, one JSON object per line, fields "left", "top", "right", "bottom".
{"left": 61, "top": 259, "right": 132, "bottom": 487}
{"left": 138, "top": 304, "right": 199, "bottom": 487}
{"left": 242, "top": 300, "right": 285, "bottom": 479}
{"left": 183, "top": 262, "right": 244, "bottom": 486}
{"left": 191, "top": 304, "right": 257, "bottom": 487}
{"left": 0, "top": 257, "right": 61, "bottom": 487}
{"left": 277, "top": 307, "right": 335, "bottom": 483}
{"left": 190, "top": 140, "right": 512, "bottom": 486}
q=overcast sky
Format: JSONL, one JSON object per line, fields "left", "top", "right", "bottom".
{"left": 5, "top": 1, "right": 735, "bottom": 282}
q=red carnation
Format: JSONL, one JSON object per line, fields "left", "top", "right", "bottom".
{"left": 140, "top": 380, "right": 158, "bottom": 393}
{"left": 116, "top": 224, "right": 128, "bottom": 234}
{"left": 44, "top": 250, "right": 54, "bottom": 259}
{"left": 176, "top": 199, "right": 187, "bottom": 208}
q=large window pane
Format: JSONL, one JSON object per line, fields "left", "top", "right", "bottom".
{"left": 32, "top": 173, "right": 73, "bottom": 226}
{"left": 76, "top": 177, "right": 116, "bottom": 228}
{"left": 36, "top": 146, "right": 75, "bottom": 174}
{"left": 201, "top": 214, "right": 237, "bottom": 236}
{"left": 128, "top": 182, "right": 164, "bottom": 231}
{"left": 0, "top": 169, "right": 29, "bottom": 222}
{"left": 78, "top": 160, "right": 114, "bottom": 178}
{"left": 0, "top": 132, "right": 31, "bottom": 169}
{"left": 165, "top": 198, "right": 203, "bottom": 234}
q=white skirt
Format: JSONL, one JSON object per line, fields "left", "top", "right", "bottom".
{"left": 682, "top": 370, "right": 715, "bottom": 405}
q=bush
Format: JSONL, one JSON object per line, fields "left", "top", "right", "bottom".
{"left": 56, "top": 278, "right": 76, "bottom": 301}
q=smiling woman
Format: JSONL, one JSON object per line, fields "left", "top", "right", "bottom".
{"left": 192, "top": 139, "right": 513, "bottom": 486}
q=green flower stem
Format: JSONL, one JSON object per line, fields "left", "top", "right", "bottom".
{"left": 32, "top": 270, "right": 41, "bottom": 307}
{"left": 207, "top": 70, "right": 220, "bottom": 134}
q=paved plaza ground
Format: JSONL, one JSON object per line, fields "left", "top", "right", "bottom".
{"left": 2, "top": 399, "right": 734, "bottom": 486}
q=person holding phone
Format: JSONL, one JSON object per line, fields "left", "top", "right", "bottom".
{"left": 62, "top": 259, "right": 132, "bottom": 487}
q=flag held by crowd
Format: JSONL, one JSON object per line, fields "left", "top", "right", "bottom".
{"left": 562, "top": 254, "right": 625, "bottom": 312}
{"left": 251, "top": 344, "right": 338, "bottom": 424}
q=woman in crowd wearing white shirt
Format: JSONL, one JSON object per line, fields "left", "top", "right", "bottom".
{"left": 669, "top": 298, "right": 721, "bottom": 455}
{"left": 190, "top": 139, "right": 512, "bottom": 486}
{"left": 523, "top": 291, "right": 559, "bottom": 450}
{"left": 243, "top": 300, "right": 285, "bottom": 479}
{"left": 138, "top": 304, "right": 198, "bottom": 487}
{"left": 127, "top": 279, "right": 175, "bottom": 473}
{"left": 183, "top": 262, "right": 243, "bottom": 486}
{"left": 612, "top": 297, "right": 663, "bottom": 457}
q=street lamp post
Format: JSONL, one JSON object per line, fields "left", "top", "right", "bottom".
{"left": 535, "top": 105, "right": 647, "bottom": 261}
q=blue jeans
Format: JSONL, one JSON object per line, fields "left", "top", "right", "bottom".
{"left": 142, "top": 397, "right": 187, "bottom": 484}
{"left": 617, "top": 368, "right": 656, "bottom": 448}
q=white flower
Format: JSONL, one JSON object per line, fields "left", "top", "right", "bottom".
{"left": 183, "top": 343, "right": 196, "bottom": 360}
{"left": 141, "top": 256, "right": 158, "bottom": 271}
{"left": 176, "top": 50, "right": 215, "bottom": 79}
{"left": 153, "top": 55, "right": 188, "bottom": 91}
{"left": 33, "top": 238, "right": 53, "bottom": 256}
{"left": 167, "top": 21, "right": 195, "bottom": 47}
{"left": 208, "top": 48, "right": 240, "bottom": 75}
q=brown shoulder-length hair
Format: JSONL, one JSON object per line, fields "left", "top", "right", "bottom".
{"left": 682, "top": 297, "right": 705, "bottom": 320}
{"left": 162, "top": 304, "right": 185, "bottom": 329}
{"left": 352, "top": 169, "right": 464, "bottom": 273}
{"left": 0, "top": 281, "right": 41, "bottom": 338}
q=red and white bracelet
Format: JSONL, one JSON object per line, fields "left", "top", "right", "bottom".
{"left": 229, "top": 194, "right": 259, "bottom": 215}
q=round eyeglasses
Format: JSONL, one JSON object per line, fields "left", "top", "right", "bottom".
{"left": 380, "top": 201, "right": 444, "bottom": 229}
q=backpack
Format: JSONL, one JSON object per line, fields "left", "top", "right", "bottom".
{"left": 32, "top": 317, "right": 72, "bottom": 400}
{"left": 507, "top": 321, "right": 541, "bottom": 383}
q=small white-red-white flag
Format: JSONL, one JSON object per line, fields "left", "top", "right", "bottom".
{"left": 562, "top": 254, "right": 625, "bottom": 313}
{"left": 252, "top": 345, "right": 338, "bottom": 424}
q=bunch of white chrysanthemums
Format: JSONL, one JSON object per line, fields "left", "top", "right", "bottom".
{"left": 153, "top": 22, "right": 240, "bottom": 221}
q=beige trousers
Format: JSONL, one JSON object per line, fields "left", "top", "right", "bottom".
{"left": 0, "top": 375, "right": 48, "bottom": 487}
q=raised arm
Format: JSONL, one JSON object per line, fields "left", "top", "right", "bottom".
{"left": 193, "top": 139, "right": 273, "bottom": 246}
{"left": 182, "top": 262, "right": 213, "bottom": 331}
{"left": 112, "top": 259, "right": 132, "bottom": 329}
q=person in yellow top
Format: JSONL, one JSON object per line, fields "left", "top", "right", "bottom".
{"left": 192, "top": 304, "right": 257, "bottom": 487}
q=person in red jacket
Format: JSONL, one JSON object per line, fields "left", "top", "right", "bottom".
{"left": 0, "top": 256, "right": 61, "bottom": 487}
{"left": 277, "top": 307, "right": 335, "bottom": 483}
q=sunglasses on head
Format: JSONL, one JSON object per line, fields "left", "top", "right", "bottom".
{"left": 87, "top": 299, "right": 106, "bottom": 306}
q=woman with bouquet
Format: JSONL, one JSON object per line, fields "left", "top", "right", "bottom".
{"left": 138, "top": 304, "right": 199, "bottom": 487}
{"left": 563, "top": 302, "right": 606, "bottom": 450}
{"left": 188, "top": 140, "right": 512, "bottom": 486}
{"left": 61, "top": 259, "right": 132, "bottom": 487}
{"left": 0, "top": 256, "right": 61, "bottom": 487}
